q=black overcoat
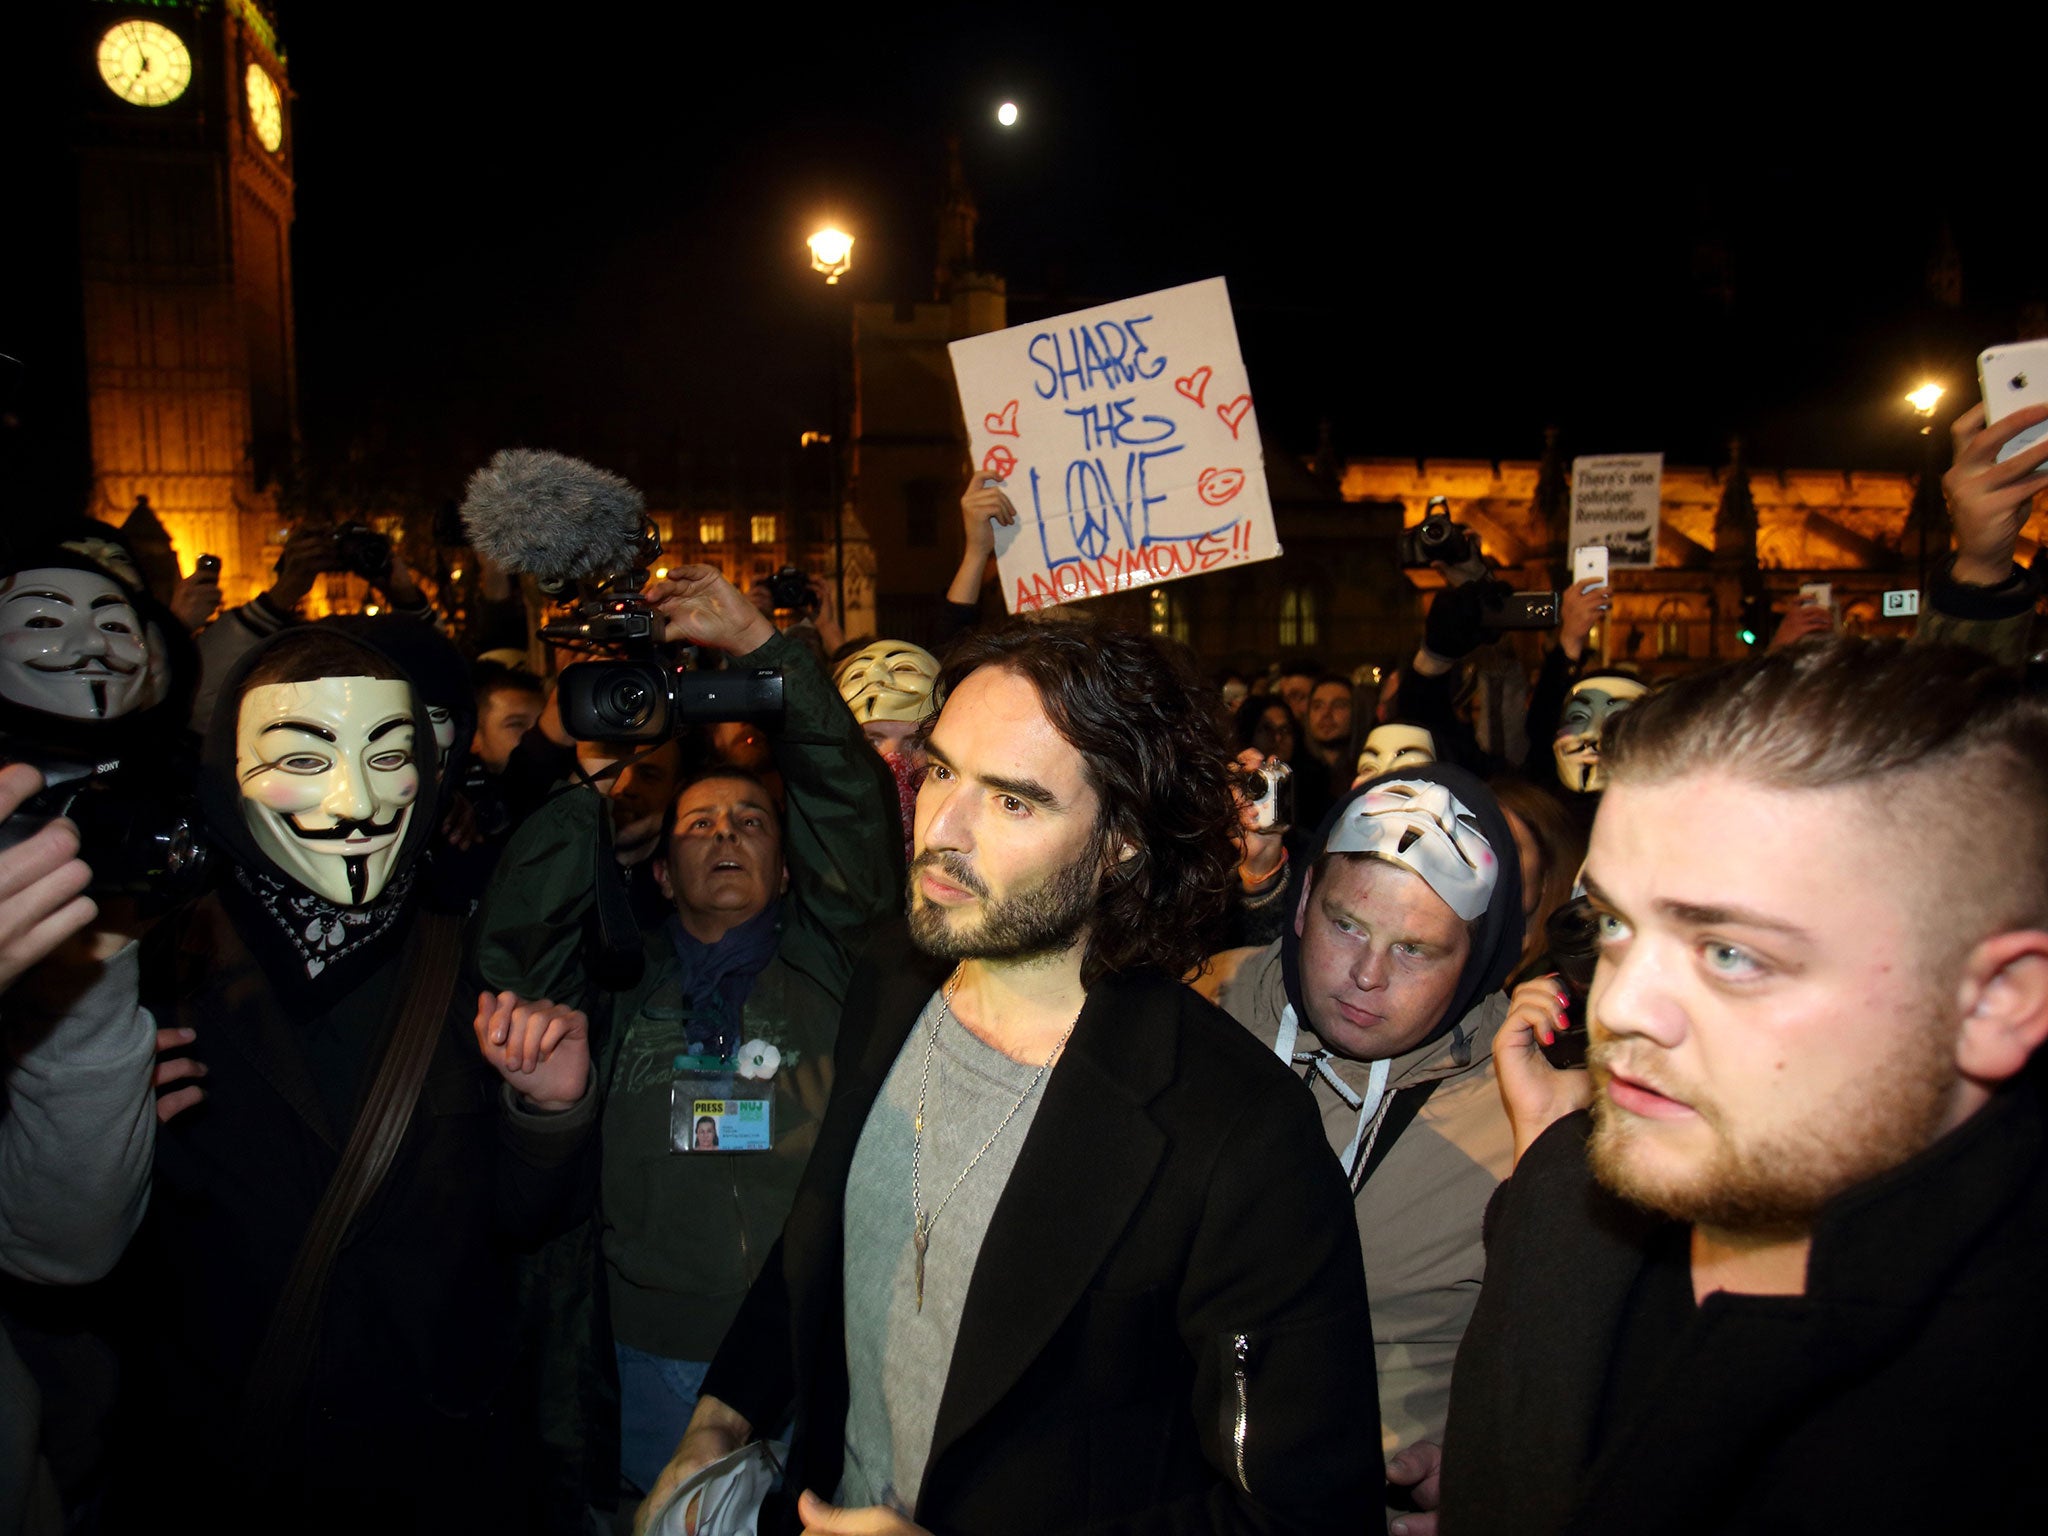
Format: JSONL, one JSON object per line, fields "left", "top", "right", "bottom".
{"left": 1441, "top": 1070, "right": 2048, "bottom": 1534}
{"left": 702, "top": 922, "right": 1383, "bottom": 1535}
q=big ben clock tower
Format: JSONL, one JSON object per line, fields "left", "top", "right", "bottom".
{"left": 75, "top": 0, "right": 297, "bottom": 603}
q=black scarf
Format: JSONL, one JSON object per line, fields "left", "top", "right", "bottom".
{"left": 224, "top": 861, "right": 418, "bottom": 1009}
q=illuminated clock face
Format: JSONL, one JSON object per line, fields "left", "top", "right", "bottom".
{"left": 246, "top": 65, "right": 283, "bottom": 153}
{"left": 97, "top": 19, "right": 193, "bottom": 107}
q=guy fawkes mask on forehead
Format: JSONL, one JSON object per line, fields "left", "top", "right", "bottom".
{"left": 235, "top": 676, "right": 420, "bottom": 906}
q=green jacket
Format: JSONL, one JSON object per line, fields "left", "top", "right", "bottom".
{"left": 1916, "top": 559, "right": 2038, "bottom": 666}
{"left": 473, "top": 629, "right": 903, "bottom": 1510}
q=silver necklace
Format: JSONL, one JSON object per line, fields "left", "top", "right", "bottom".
{"left": 909, "top": 969, "right": 1079, "bottom": 1312}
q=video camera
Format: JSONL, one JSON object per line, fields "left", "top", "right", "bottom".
{"left": 458, "top": 448, "right": 792, "bottom": 744}
{"left": 531, "top": 513, "right": 787, "bottom": 742}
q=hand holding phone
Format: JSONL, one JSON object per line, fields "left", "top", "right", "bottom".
{"left": 1572, "top": 544, "right": 1610, "bottom": 591}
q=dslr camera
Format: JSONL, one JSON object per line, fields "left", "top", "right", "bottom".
{"left": 330, "top": 521, "right": 394, "bottom": 583}
{"left": 542, "top": 520, "right": 787, "bottom": 742}
{"left": 0, "top": 757, "right": 213, "bottom": 904}
{"left": 765, "top": 564, "right": 820, "bottom": 615}
{"left": 1397, "top": 496, "right": 1479, "bottom": 569}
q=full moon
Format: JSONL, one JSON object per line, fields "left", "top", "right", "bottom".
{"left": 996, "top": 101, "right": 1019, "bottom": 128}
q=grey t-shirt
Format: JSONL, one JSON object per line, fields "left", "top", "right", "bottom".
{"left": 838, "top": 989, "right": 1053, "bottom": 1514}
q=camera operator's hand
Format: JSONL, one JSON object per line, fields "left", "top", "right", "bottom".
{"left": 644, "top": 566, "right": 777, "bottom": 657}
{"left": 170, "top": 568, "right": 223, "bottom": 632}
{"left": 374, "top": 550, "right": 425, "bottom": 610}
{"left": 1414, "top": 578, "right": 1505, "bottom": 675}
{"left": 807, "top": 572, "right": 845, "bottom": 653}
{"left": 1557, "top": 578, "right": 1610, "bottom": 663}
{"left": 266, "top": 528, "right": 337, "bottom": 613}
{"left": 1495, "top": 974, "right": 1593, "bottom": 1166}
{"left": 1768, "top": 598, "right": 1834, "bottom": 651}
{"left": 1945, "top": 401, "right": 2048, "bottom": 586}
{"left": 0, "top": 764, "right": 98, "bottom": 996}
{"left": 1430, "top": 550, "right": 1491, "bottom": 588}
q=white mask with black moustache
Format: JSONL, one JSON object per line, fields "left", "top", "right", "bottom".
{"left": 0, "top": 567, "right": 155, "bottom": 721}
{"left": 235, "top": 677, "right": 420, "bottom": 906}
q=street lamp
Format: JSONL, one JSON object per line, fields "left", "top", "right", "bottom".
{"left": 806, "top": 229, "right": 855, "bottom": 616}
{"left": 1905, "top": 382, "right": 1947, "bottom": 582}
{"left": 807, "top": 226, "right": 853, "bottom": 285}
{"left": 1906, "top": 382, "right": 1945, "bottom": 431}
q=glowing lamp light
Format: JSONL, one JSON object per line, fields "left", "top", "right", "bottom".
{"left": 1905, "top": 383, "right": 1945, "bottom": 416}
{"left": 1738, "top": 626, "right": 1758, "bottom": 646}
{"left": 807, "top": 227, "right": 854, "bottom": 284}
{"left": 654, "top": 566, "right": 669, "bottom": 580}
{"left": 996, "top": 101, "right": 1019, "bottom": 128}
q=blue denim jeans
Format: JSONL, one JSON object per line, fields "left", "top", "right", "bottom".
{"left": 615, "top": 1345, "right": 711, "bottom": 1496}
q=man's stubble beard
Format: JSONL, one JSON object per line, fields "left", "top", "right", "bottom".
{"left": 907, "top": 847, "right": 1099, "bottom": 965}
{"left": 1585, "top": 1006, "right": 1961, "bottom": 1233}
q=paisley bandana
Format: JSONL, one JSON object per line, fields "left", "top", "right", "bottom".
{"left": 233, "top": 861, "right": 417, "bottom": 982}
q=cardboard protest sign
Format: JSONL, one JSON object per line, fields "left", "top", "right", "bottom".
{"left": 949, "top": 278, "right": 1282, "bottom": 613}
{"left": 1568, "top": 454, "right": 1663, "bottom": 569}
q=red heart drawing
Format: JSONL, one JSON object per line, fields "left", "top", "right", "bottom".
{"left": 1197, "top": 467, "right": 1245, "bottom": 507}
{"left": 1217, "top": 395, "right": 1253, "bottom": 439}
{"left": 1174, "top": 367, "right": 1212, "bottom": 408}
{"left": 981, "top": 445, "right": 1017, "bottom": 479}
{"left": 985, "top": 400, "right": 1021, "bottom": 437}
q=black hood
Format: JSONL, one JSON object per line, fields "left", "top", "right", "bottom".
{"left": 1278, "top": 762, "right": 1524, "bottom": 1053}
{"left": 322, "top": 613, "right": 476, "bottom": 780}
{"left": 198, "top": 620, "right": 443, "bottom": 905}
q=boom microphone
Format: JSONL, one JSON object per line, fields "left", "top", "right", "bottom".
{"left": 458, "top": 448, "right": 648, "bottom": 586}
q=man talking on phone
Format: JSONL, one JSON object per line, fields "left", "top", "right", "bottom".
{"left": 1439, "top": 639, "right": 2048, "bottom": 1533}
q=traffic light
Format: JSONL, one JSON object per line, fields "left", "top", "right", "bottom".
{"left": 1737, "top": 588, "right": 1771, "bottom": 648}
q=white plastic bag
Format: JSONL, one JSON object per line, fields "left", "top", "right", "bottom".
{"left": 647, "top": 1439, "right": 789, "bottom": 1536}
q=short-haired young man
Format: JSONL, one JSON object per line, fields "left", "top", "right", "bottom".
{"left": 1439, "top": 639, "right": 2048, "bottom": 1533}
{"left": 645, "top": 621, "right": 1378, "bottom": 1535}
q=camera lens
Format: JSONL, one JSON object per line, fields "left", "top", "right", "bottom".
{"left": 600, "top": 675, "right": 654, "bottom": 732}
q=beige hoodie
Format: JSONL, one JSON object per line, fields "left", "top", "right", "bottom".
{"left": 1206, "top": 939, "right": 1514, "bottom": 1458}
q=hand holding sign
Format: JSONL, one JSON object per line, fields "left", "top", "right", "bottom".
{"left": 949, "top": 278, "right": 1282, "bottom": 613}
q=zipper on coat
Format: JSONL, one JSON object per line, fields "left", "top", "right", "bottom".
{"left": 731, "top": 1165, "right": 750, "bottom": 1267}
{"left": 1231, "top": 1332, "right": 1251, "bottom": 1493}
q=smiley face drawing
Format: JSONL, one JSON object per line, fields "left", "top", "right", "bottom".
{"left": 1197, "top": 466, "right": 1245, "bottom": 507}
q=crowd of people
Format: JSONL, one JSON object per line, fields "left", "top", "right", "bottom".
{"left": 0, "top": 395, "right": 2044, "bottom": 1535}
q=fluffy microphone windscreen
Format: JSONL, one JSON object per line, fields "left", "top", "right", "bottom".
{"left": 459, "top": 448, "right": 647, "bottom": 584}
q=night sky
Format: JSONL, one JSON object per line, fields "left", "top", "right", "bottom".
{"left": 220, "top": 18, "right": 2048, "bottom": 501}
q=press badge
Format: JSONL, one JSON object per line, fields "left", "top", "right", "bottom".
{"left": 670, "top": 1054, "right": 772, "bottom": 1153}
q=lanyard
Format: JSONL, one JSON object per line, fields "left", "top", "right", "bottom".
{"left": 1272, "top": 1003, "right": 1391, "bottom": 1183}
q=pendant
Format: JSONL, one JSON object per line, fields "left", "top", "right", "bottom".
{"left": 913, "top": 1209, "right": 929, "bottom": 1312}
